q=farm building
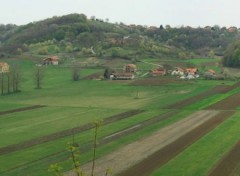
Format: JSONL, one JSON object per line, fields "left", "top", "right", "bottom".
{"left": 171, "top": 67, "right": 184, "bottom": 76}
{"left": 112, "top": 72, "right": 135, "bottom": 80}
{"left": 124, "top": 64, "right": 137, "bottom": 73}
{"left": 151, "top": 68, "right": 166, "bottom": 76}
{"left": 186, "top": 68, "right": 198, "bottom": 75}
{"left": 43, "top": 56, "right": 59, "bottom": 65}
{"left": 0, "top": 62, "right": 9, "bottom": 73}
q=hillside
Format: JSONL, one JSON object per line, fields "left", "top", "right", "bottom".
{"left": 0, "top": 13, "right": 239, "bottom": 61}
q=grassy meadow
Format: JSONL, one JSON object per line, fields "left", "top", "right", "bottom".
{"left": 1, "top": 56, "right": 240, "bottom": 176}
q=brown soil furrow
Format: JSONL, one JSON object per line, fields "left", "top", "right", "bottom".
{"left": 0, "top": 105, "right": 46, "bottom": 116}
{"left": 1, "top": 110, "right": 178, "bottom": 174}
{"left": 66, "top": 110, "right": 222, "bottom": 176}
{"left": 205, "top": 93, "right": 240, "bottom": 110}
{"left": 117, "top": 110, "right": 234, "bottom": 176}
{"left": 167, "top": 82, "right": 240, "bottom": 109}
{"left": 208, "top": 141, "right": 240, "bottom": 176}
{"left": 100, "top": 110, "right": 179, "bottom": 144}
{"left": 0, "top": 110, "right": 144, "bottom": 155}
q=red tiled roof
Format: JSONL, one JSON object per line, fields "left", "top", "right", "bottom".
{"left": 186, "top": 68, "right": 198, "bottom": 73}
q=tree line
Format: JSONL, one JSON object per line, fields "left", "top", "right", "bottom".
{"left": 0, "top": 65, "right": 21, "bottom": 95}
{"left": 1, "top": 13, "right": 239, "bottom": 57}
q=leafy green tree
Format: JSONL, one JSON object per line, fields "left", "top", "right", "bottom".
{"left": 38, "top": 46, "right": 48, "bottom": 55}
{"left": 72, "top": 63, "right": 81, "bottom": 81}
{"left": 223, "top": 40, "right": 240, "bottom": 67}
{"left": 66, "top": 45, "right": 73, "bottom": 53}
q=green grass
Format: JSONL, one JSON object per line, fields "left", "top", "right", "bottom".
{"left": 1, "top": 56, "right": 239, "bottom": 176}
{"left": 0, "top": 106, "right": 123, "bottom": 147}
{"left": 152, "top": 112, "right": 240, "bottom": 176}
{"left": 182, "top": 58, "right": 221, "bottom": 65}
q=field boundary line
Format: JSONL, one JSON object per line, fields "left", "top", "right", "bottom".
{"left": 0, "top": 109, "right": 144, "bottom": 155}
{"left": 0, "top": 105, "right": 46, "bottom": 116}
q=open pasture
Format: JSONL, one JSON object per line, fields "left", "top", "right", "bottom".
{"left": 1, "top": 57, "right": 240, "bottom": 176}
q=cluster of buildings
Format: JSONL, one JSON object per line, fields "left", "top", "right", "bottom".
{"left": 109, "top": 64, "right": 215, "bottom": 80}
{"left": 171, "top": 67, "right": 200, "bottom": 79}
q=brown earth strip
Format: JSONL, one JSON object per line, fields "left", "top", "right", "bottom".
{"left": 208, "top": 141, "right": 240, "bottom": 176}
{"left": 205, "top": 93, "right": 240, "bottom": 110}
{"left": 1, "top": 110, "right": 178, "bottom": 175}
{"left": 130, "top": 77, "right": 192, "bottom": 86}
{"left": 100, "top": 110, "right": 179, "bottom": 144}
{"left": 167, "top": 82, "right": 240, "bottom": 109}
{"left": 117, "top": 110, "right": 235, "bottom": 176}
{"left": 67, "top": 110, "right": 223, "bottom": 176}
{"left": 0, "top": 110, "right": 144, "bottom": 155}
{"left": 0, "top": 105, "right": 46, "bottom": 116}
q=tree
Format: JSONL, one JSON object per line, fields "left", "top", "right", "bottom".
{"left": 223, "top": 40, "right": 240, "bottom": 67}
{"left": 34, "top": 66, "right": 44, "bottom": 89}
{"left": 91, "top": 121, "right": 102, "bottom": 176}
{"left": 11, "top": 64, "right": 21, "bottom": 92}
{"left": 0, "top": 72, "right": 4, "bottom": 95}
{"left": 72, "top": 63, "right": 81, "bottom": 81}
{"left": 6, "top": 72, "right": 10, "bottom": 94}
{"left": 65, "top": 45, "right": 73, "bottom": 53}
{"left": 48, "top": 120, "right": 109, "bottom": 176}
{"left": 103, "top": 68, "right": 111, "bottom": 79}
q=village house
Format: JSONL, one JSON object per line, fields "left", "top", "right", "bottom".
{"left": 124, "top": 64, "right": 137, "bottom": 73}
{"left": 43, "top": 56, "right": 59, "bottom": 65}
{"left": 171, "top": 67, "right": 184, "bottom": 76}
{"left": 185, "top": 68, "right": 199, "bottom": 79}
{"left": 151, "top": 68, "right": 166, "bottom": 76}
{"left": 0, "top": 62, "right": 9, "bottom": 73}
{"left": 186, "top": 68, "right": 198, "bottom": 75}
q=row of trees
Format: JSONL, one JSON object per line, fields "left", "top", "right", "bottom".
{"left": 2, "top": 13, "right": 239, "bottom": 57}
{"left": 0, "top": 65, "right": 21, "bottom": 95}
{"left": 0, "top": 64, "right": 82, "bottom": 95}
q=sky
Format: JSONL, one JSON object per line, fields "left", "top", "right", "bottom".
{"left": 1, "top": 0, "right": 240, "bottom": 27}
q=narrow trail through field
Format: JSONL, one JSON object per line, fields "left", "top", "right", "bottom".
{"left": 67, "top": 110, "right": 225, "bottom": 176}
{"left": 208, "top": 140, "right": 240, "bottom": 176}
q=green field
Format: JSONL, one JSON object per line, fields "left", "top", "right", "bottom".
{"left": 1, "top": 57, "right": 240, "bottom": 176}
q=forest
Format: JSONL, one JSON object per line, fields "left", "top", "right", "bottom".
{"left": 0, "top": 13, "right": 240, "bottom": 66}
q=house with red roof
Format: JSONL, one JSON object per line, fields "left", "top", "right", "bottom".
{"left": 43, "top": 56, "right": 59, "bottom": 65}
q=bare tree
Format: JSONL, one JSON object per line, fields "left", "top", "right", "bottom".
{"left": 0, "top": 72, "right": 4, "bottom": 95}
{"left": 11, "top": 65, "right": 21, "bottom": 92}
{"left": 6, "top": 72, "right": 10, "bottom": 94}
{"left": 91, "top": 121, "right": 102, "bottom": 176}
{"left": 34, "top": 66, "right": 44, "bottom": 89}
